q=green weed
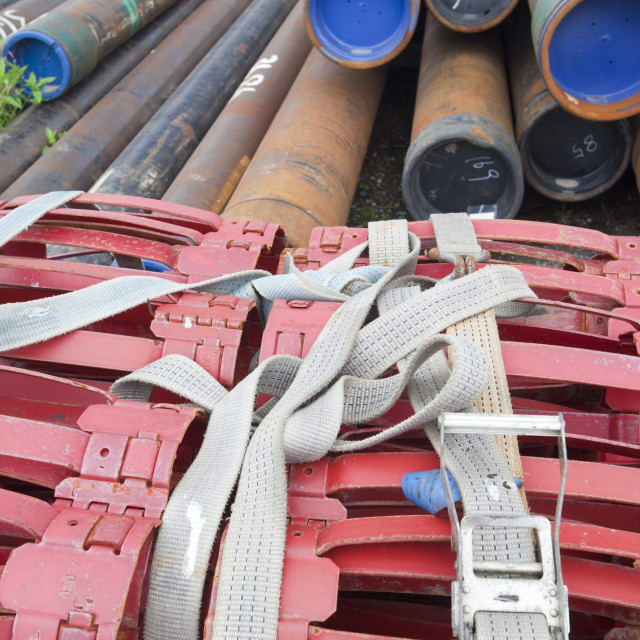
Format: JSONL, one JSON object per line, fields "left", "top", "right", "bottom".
{"left": 0, "top": 57, "right": 54, "bottom": 130}
{"left": 42, "top": 127, "right": 66, "bottom": 154}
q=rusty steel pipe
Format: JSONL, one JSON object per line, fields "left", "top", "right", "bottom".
{"left": 3, "top": 0, "right": 185, "bottom": 99}
{"left": 1, "top": 0, "right": 247, "bottom": 200}
{"left": 303, "top": 0, "right": 419, "bottom": 68}
{"left": 507, "top": 4, "right": 632, "bottom": 201}
{"left": 529, "top": 0, "right": 640, "bottom": 121}
{"left": 0, "top": 0, "right": 65, "bottom": 40}
{"left": 162, "top": 2, "right": 312, "bottom": 212}
{"left": 90, "top": 0, "right": 297, "bottom": 200}
{"left": 0, "top": 0, "right": 203, "bottom": 194}
{"left": 222, "top": 49, "right": 386, "bottom": 247}
{"left": 426, "top": 0, "right": 518, "bottom": 32}
{"left": 402, "top": 14, "right": 523, "bottom": 219}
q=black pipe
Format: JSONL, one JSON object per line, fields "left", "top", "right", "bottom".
{"left": 0, "top": 0, "right": 203, "bottom": 194}
{"left": 2, "top": 0, "right": 247, "bottom": 199}
{"left": 91, "top": 0, "right": 297, "bottom": 199}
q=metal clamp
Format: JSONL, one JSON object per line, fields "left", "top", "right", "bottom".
{"left": 439, "top": 412, "right": 569, "bottom": 640}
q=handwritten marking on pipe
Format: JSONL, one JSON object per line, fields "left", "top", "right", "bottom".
{"left": 0, "top": 11, "right": 26, "bottom": 38}
{"left": 465, "top": 156, "right": 500, "bottom": 182}
{"left": 229, "top": 54, "right": 279, "bottom": 102}
{"left": 572, "top": 135, "right": 598, "bottom": 161}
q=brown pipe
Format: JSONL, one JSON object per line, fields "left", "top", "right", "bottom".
{"left": 163, "top": 1, "right": 312, "bottom": 212}
{"left": 402, "top": 13, "right": 522, "bottom": 219}
{"left": 221, "top": 48, "right": 386, "bottom": 247}
{"left": 1, "top": 0, "right": 248, "bottom": 200}
{"left": 506, "top": 3, "right": 632, "bottom": 201}
{"left": 426, "top": 0, "right": 518, "bottom": 32}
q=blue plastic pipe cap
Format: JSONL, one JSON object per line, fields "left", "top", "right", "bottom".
{"left": 547, "top": 0, "right": 640, "bottom": 105}
{"left": 402, "top": 470, "right": 523, "bottom": 515}
{"left": 3, "top": 30, "right": 71, "bottom": 99}
{"left": 305, "top": 0, "right": 419, "bottom": 67}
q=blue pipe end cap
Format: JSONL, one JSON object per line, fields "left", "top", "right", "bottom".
{"left": 307, "top": 0, "right": 418, "bottom": 65}
{"left": 547, "top": 0, "right": 640, "bottom": 104}
{"left": 402, "top": 470, "right": 523, "bottom": 515}
{"left": 3, "top": 30, "right": 71, "bottom": 100}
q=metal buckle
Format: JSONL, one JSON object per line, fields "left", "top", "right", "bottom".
{"left": 439, "top": 412, "right": 569, "bottom": 640}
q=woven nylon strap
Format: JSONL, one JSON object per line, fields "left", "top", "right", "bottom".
{"left": 429, "top": 213, "right": 549, "bottom": 639}
{"left": 0, "top": 192, "right": 83, "bottom": 248}
{"left": 107, "top": 226, "right": 534, "bottom": 639}
{"left": 0, "top": 202, "right": 538, "bottom": 638}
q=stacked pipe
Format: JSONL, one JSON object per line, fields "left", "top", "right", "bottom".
{"left": 1, "top": 0, "right": 249, "bottom": 199}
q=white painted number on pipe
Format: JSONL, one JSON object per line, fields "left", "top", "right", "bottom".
{"left": 229, "top": 54, "right": 279, "bottom": 103}
{"left": 466, "top": 156, "right": 500, "bottom": 182}
{"left": 0, "top": 10, "right": 26, "bottom": 38}
{"left": 572, "top": 134, "right": 598, "bottom": 160}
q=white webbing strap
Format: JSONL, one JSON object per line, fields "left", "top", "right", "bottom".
{"left": 428, "top": 213, "right": 549, "bottom": 640}
{"left": 105, "top": 231, "right": 535, "bottom": 640}
{"left": 0, "top": 191, "right": 83, "bottom": 248}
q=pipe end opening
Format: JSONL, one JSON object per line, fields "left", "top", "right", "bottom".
{"left": 547, "top": 0, "right": 640, "bottom": 105}
{"left": 3, "top": 31, "right": 71, "bottom": 99}
{"left": 306, "top": 0, "right": 417, "bottom": 65}
{"left": 524, "top": 108, "right": 630, "bottom": 199}
{"left": 429, "top": 0, "right": 515, "bottom": 28}
{"left": 404, "top": 139, "right": 521, "bottom": 219}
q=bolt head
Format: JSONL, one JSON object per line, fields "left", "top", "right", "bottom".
{"left": 550, "top": 609, "right": 559, "bottom": 617}
{"left": 463, "top": 606, "right": 470, "bottom": 615}
{"left": 549, "top": 588, "right": 558, "bottom": 597}
{"left": 462, "top": 585, "right": 470, "bottom": 594}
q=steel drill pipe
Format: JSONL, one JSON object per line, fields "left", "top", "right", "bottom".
{"left": 0, "top": 0, "right": 202, "bottom": 194}
{"left": 91, "top": 0, "right": 297, "bottom": 200}
{"left": 402, "top": 15, "right": 523, "bottom": 220}
{"left": 222, "top": 49, "right": 386, "bottom": 247}
{"left": 529, "top": 0, "right": 640, "bottom": 121}
{"left": 426, "top": 0, "right": 518, "bottom": 32}
{"left": 162, "top": 1, "right": 312, "bottom": 212}
{"left": 303, "top": 0, "right": 419, "bottom": 68}
{"left": 0, "top": 0, "right": 65, "bottom": 40}
{"left": 2, "top": 0, "right": 184, "bottom": 99}
{"left": 1, "top": 0, "right": 246, "bottom": 200}
{"left": 507, "top": 4, "right": 632, "bottom": 201}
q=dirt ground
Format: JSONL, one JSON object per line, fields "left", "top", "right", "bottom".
{"left": 349, "top": 64, "right": 640, "bottom": 238}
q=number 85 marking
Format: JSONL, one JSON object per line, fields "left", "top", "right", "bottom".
{"left": 572, "top": 134, "right": 598, "bottom": 160}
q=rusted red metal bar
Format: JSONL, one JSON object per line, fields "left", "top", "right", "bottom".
{"left": 222, "top": 49, "right": 386, "bottom": 247}
{"left": 163, "top": 1, "right": 312, "bottom": 213}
